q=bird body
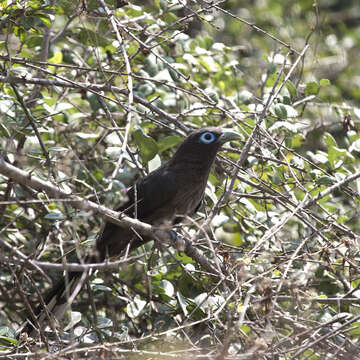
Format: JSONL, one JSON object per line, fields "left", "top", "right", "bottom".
{"left": 96, "top": 127, "right": 240, "bottom": 259}
{"left": 24, "top": 127, "right": 240, "bottom": 335}
{"left": 96, "top": 159, "right": 206, "bottom": 258}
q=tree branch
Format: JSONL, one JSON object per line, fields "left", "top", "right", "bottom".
{"left": 0, "top": 75, "right": 188, "bottom": 132}
{"left": 0, "top": 153, "right": 221, "bottom": 277}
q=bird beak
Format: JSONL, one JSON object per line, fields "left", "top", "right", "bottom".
{"left": 219, "top": 130, "right": 241, "bottom": 144}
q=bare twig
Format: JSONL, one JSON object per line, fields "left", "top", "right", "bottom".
{"left": 0, "top": 153, "right": 221, "bottom": 277}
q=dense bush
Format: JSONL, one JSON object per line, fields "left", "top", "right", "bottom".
{"left": 0, "top": 0, "right": 360, "bottom": 358}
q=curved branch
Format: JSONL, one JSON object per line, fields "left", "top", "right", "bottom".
{"left": 0, "top": 75, "right": 188, "bottom": 132}
{"left": 0, "top": 153, "right": 221, "bottom": 277}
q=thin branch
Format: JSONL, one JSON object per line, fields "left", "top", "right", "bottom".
{"left": 11, "top": 84, "right": 53, "bottom": 170}
{"left": 0, "top": 75, "right": 188, "bottom": 131}
{"left": 212, "top": 3, "right": 300, "bottom": 55}
{"left": 305, "top": 170, "right": 360, "bottom": 209}
{"left": 0, "top": 153, "right": 221, "bottom": 277}
{"left": 100, "top": 0, "right": 134, "bottom": 177}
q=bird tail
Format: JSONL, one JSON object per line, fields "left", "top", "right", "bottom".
{"left": 21, "top": 254, "right": 96, "bottom": 337}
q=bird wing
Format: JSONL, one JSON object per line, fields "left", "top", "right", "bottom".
{"left": 95, "top": 165, "right": 179, "bottom": 258}
{"left": 117, "top": 165, "right": 178, "bottom": 222}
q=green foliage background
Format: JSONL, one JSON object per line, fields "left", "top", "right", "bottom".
{"left": 0, "top": 0, "right": 360, "bottom": 358}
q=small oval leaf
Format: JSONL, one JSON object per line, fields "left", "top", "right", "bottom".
{"left": 157, "top": 135, "right": 183, "bottom": 153}
{"left": 305, "top": 81, "right": 320, "bottom": 96}
{"left": 133, "top": 127, "right": 158, "bottom": 162}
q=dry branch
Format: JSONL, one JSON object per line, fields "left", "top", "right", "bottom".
{"left": 0, "top": 153, "right": 221, "bottom": 277}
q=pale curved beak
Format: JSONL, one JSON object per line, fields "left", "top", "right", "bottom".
{"left": 219, "top": 130, "right": 241, "bottom": 143}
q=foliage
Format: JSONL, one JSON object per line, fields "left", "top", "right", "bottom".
{"left": 0, "top": 0, "right": 360, "bottom": 358}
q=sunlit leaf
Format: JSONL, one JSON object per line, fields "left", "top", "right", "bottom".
{"left": 159, "top": 280, "right": 174, "bottom": 298}
{"left": 322, "top": 132, "right": 337, "bottom": 147}
{"left": 126, "top": 296, "right": 146, "bottom": 318}
{"left": 48, "top": 51, "right": 62, "bottom": 65}
{"left": 64, "top": 311, "right": 82, "bottom": 331}
{"left": 320, "top": 78, "right": 331, "bottom": 86}
{"left": 96, "top": 317, "right": 113, "bottom": 329}
{"left": 328, "top": 146, "right": 347, "bottom": 168}
{"left": 76, "top": 132, "right": 100, "bottom": 139}
{"left": 44, "top": 212, "right": 66, "bottom": 220}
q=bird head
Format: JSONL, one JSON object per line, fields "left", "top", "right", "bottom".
{"left": 170, "top": 127, "right": 241, "bottom": 170}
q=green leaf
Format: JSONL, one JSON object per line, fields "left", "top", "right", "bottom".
{"left": 92, "top": 284, "right": 112, "bottom": 292}
{"left": 272, "top": 104, "right": 298, "bottom": 119}
{"left": 133, "top": 127, "right": 158, "bottom": 162}
{"left": 64, "top": 311, "right": 82, "bottom": 331}
{"left": 127, "top": 5, "right": 143, "bottom": 17}
{"left": 177, "top": 291, "right": 189, "bottom": 316}
{"left": 350, "top": 138, "right": 360, "bottom": 152}
{"left": 162, "top": 12, "right": 179, "bottom": 25}
{"left": 37, "top": 14, "right": 51, "bottom": 27}
{"left": 126, "top": 295, "right": 146, "bottom": 318}
{"left": 160, "top": 0, "right": 167, "bottom": 10}
{"left": 316, "top": 176, "right": 335, "bottom": 186}
{"left": 154, "top": 0, "right": 161, "bottom": 10}
{"left": 290, "top": 133, "right": 304, "bottom": 148}
{"left": 202, "top": 36, "right": 214, "bottom": 50}
{"left": 77, "top": 28, "right": 109, "bottom": 47}
{"left": 93, "top": 169, "right": 103, "bottom": 181}
{"left": 144, "top": 55, "right": 159, "bottom": 77}
{"left": 96, "top": 316, "right": 113, "bottom": 329}
{"left": 48, "top": 146, "right": 68, "bottom": 152}
{"left": 76, "top": 132, "right": 100, "bottom": 139}
{"left": 266, "top": 72, "right": 284, "bottom": 88}
{"left": 320, "top": 78, "right": 331, "bottom": 86}
{"left": 286, "top": 80, "right": 297, "bottom": 100}
{"left": 0, "top": 123, "right": 10, "bottom": 138}
{"left": 87, "top": 94, "right": 101, "bottom": 113}
{"left": 0, "top": 326, "right": 17, "bottom": 345}
{"left": 48, "top": 203, "right": 57, "bottom": 210}
{"left": 239, "top": 325, "right": 251, "bottom": 335}
{"left": 328, "top": 146, "right": 347, "bottom": 168}
{"left": 26, "top": 34, "right": 43, "bottom": 47}
{"left": 322, "top": 132, "right": 337, "bottom": 147}
{"left": 274, "top": 103, "right": 288, "bottom": 119}
{"left": 45, "top": 212, "right": 66, "bottom": 220}
{"left": 175, "top": 252, "right": 195, "bottom": 264}
{"left": 271, "top": 169, "right": 282, "bottom": 185}
{"left": 305, "top": 81, "right": 320, "bottom": 96}
{"left": 157, "top": 135, "right": 183, "bottom": 153}
{"left": 48, "top": 51, "right": 63, "bottom": 64}
{"left": 137, "top": 84, "right": 155, "bottom": 97}
{"left": 158, "top": 279, "right": 174, "bottom": 299}
{"left": 0, "top": 335, "right": 18, "bottom": 345}
{"left": 349, "top": 322, "right": 360, "bottom": 336}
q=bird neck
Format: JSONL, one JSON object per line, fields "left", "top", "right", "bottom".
{"left": 168, "top": 150, "right": 218, "bottom": 175}
{"left": 166, "top": 140, "right": 221, "bottom": 178}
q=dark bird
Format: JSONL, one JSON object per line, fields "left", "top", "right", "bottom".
{"left": 24, "top": 127, "right": 240, "bottom": 335}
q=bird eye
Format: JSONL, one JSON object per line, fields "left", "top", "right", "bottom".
{"left": 199, "top": 131, "right": 216, "bottom": 144}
